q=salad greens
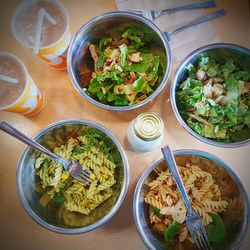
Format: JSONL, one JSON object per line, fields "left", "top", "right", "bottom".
{"left": 164, "top": 220, "right": 180, "bottom": 242}
{"left": 176, "top": 56, "right": 250, "bottom": 142}
{"left": 79, "top": 27, "right": 163, "bottom": 106}
{"left": 207, "top": 213, "right": 226, "bottom": 243}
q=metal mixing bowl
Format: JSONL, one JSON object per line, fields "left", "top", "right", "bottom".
{"left": 16, "top": 119, "right": 129, "bottom": 234}
{"left": 170, "top": 43, "right": 250, "bottom": 147}
{"left": 133, "top": 149, "right": 250, "bottom": 250}
{"left": 67, "top": 11, "right": 171, "bottom": 110}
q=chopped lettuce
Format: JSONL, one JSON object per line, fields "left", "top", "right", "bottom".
{"left": 119, "top": 44, "right": 128, "bottom": 67}
{"left": 176, "top": 56, "right": 250, "bottom": 142}
{"left": 133, "top": 76, "right": 146, "bottom": 92}
{"left": 95, "top": 52, "right": 105, "bottom": 68}
{"left": 84, "top": 27, "right": 163, "bottom": 106}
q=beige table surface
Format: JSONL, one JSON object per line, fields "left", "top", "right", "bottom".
{"left": 0, "top": 0, "right": 249, "bottom": 249}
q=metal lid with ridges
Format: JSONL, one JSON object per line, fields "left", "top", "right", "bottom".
{"left": 133, "top": 112, "right": 164, "bottom": 141}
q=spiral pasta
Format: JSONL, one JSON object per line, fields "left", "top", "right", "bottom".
{"left": 144, "top": 160, "right": 229, "bottom": 243}
{"left": 34, "top": 134, "right": 118, "bottom": 219}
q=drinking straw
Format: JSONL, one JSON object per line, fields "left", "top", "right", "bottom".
{"left": 0, "top": 74, "right": 19, "bottom": 84}
{"left": 33, "top": 8, "right": 57, "bottom": 54}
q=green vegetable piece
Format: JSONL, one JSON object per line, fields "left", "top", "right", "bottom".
{"left": 96, "top": 52, "right": 106, "bottom": 68}
{"left": 222, "top": 59, "right": 237, "bottom": 73}
{"left": 186, "top": 63, "right": 196, "bottom": 77}
{"left": 99, "top": 37, "right": 112, "bottom": 51}
{"left": 43, "top": 158, "right": 49, "bottom": 168}
{"left": 114, "top": 96, "right": 129, "bottom": 106}
{"left": 107, "top": 93, "right": 117, "bottom": 102}
{"left": 52, "top": 194, "right": 64, "bottom": 204}
{"left": 122, "top": 28, "right": 144, "bottom": 49}
{"left": 207, "top": 213, "right": 226, "bottom": 243}
{"left": 133, "top": 76, "right": 146, "bottom": 92}
{"left": 164, "top": 220, "right": 180, "bottom": 242}
{"left": 150, "top": 207, "right": 160, "bottom": 214}
{"left": 97, "top": 91, "right": 106, "bottom": 102}
{"left": 244, "top": 111, "right": 250, "bottom": 127}
{"left": 119, "top": 43, "right": 128, "bottom": 67}
{"left": 72, "top": 145, "right": 84, "bottom": 154}
{"left": 88, "top": 78, "right": 102, "bottom": 95}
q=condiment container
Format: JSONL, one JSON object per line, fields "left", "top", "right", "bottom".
{"left": 127, "top": 112, "right": 164, "bottom": 152}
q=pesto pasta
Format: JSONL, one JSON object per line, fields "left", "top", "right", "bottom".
{"left": 34, "top": 131, "right": 121, "bottom": 227}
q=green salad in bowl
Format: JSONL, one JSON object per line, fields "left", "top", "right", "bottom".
{"left": 176, "top": 56, "right": 250, "bottom": 143}
{"left": 79, "top": 27, "right": 164, "bottom": 106}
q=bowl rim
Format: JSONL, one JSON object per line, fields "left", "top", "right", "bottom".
{"left": 133, "top": 149, "right": 250, "bottom": 250}
{"left": 16, "top": 119, "right": 130, "bottom": 234}
{"left": 170, "top": 42, "right": 250, "bottom": 148}
{"left": 67, "top": 11, "right": 172, "bottom": 111}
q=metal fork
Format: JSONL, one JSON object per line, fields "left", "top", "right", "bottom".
{"left": 127, "top": 0, "right": 216, "bottom": 21}
{"left": 0, "top": 121, "right": 93, "bottom": 185}
{"left": 161, "top": 145, "right": 210, "bottom": 249}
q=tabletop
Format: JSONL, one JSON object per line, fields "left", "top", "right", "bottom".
{"left": 0, "top": 0, "right": 249, "bottom": 249}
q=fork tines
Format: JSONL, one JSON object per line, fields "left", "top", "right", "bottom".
{"left": 187, "top": 217, "right": 211, "bottom": 249}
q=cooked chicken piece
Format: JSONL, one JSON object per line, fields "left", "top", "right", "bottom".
{"left": 196, "top": 69, "right": 206, "bottom": 81}
{"left": 130, "top": 52, "right": 141, "bottom": 62}
{"left": 203, "top": 82, "right": 224, "bottom": 99}
{"left": 160, "top": 200, "right": 187, "bottom": 224}
{"left": 211, "top": 83, "right": 224, "bottom": 98}
{"left": 203, "top": 84, "right": 213, "bottom": 98}
{"left": 215, "top": 95, "right": 229, "bottom": 105}
{"left": 172, "top": 200, "right": 187, "bottom": 224}
{"left": 204, "top": 77, "right": 214, "bottom": 85}
{"left": 89, "top": 44, "right": 99, "bottom": 62}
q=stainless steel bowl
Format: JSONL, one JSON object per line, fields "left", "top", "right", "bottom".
{"left": 170, "top": 43, "right": 250, "bottom": 147}
{"left": 133, "top": 149, "right": 250, "bottom": 250}
{"left": 17, "top": 119, "right": 129, "bottom": 234}
{"left": 67, "top": 11, "right": 171, "bottom": 110}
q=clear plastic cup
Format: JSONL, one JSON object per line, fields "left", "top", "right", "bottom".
{"left": 11, "top": 0, "right": 71, "bottom": 70}
{"left": 0, "top": 52, "right": 44, "bottom": 116}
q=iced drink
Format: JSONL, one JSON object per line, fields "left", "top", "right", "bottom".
{"left": 11, "top": 0, "right": 71, "bottom": 70}
{"left": 0, "top": 52, "right": 44, "bottom": 116}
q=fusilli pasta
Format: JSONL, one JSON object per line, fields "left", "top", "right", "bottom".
{"left": 35, "top": 134, "right": 118, "bottom": 219}
{"left": 144, "top": 160, "right": 229, "bottom": 243}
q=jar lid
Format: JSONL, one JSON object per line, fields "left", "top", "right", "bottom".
{"left": 133, "top": 112, "right": 164, "bottom": 141}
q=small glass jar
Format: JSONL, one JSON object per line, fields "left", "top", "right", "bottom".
{"left": 127, "top": 112, "right": 164, "bottom": 152}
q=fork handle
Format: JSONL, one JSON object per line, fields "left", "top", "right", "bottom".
{"left": 161, "top": 145, "right": 192, "bottom": 213}
{"left": 159, "top": 0, "right": 216, "bottom": 16}
{"left": 0, "top": 121, "right": 65, "bottom": 165}
{"left": 164, "top": 8, "right": 226, "bottom": 41}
